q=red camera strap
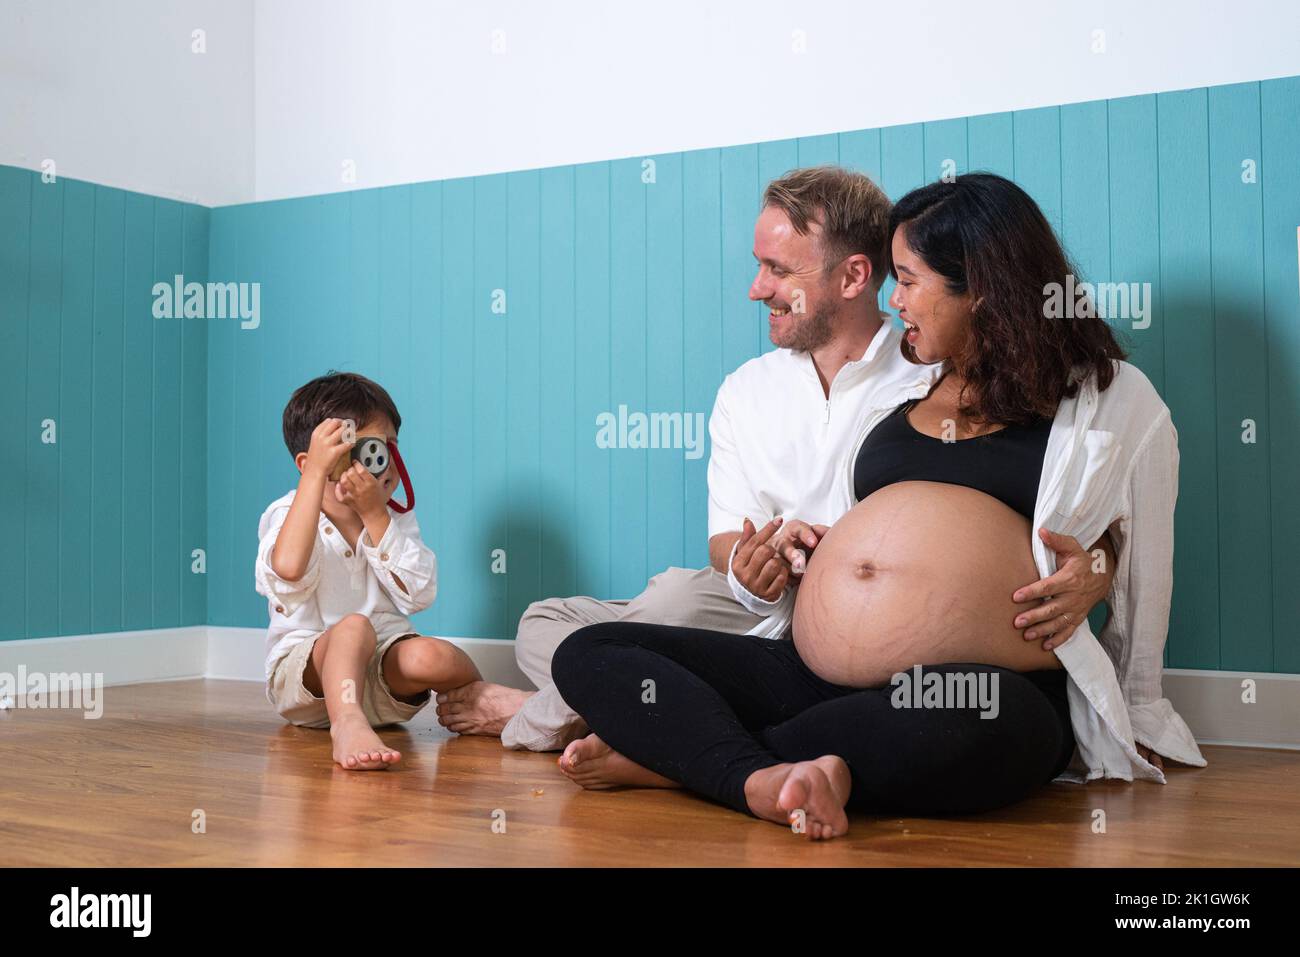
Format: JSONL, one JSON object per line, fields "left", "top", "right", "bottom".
{"left": 385, "top": 441, "right": 415, "bottom": 513}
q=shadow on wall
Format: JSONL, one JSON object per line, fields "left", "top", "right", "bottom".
{"left": 455, "top": 472, "right": 581, "bottom": 642}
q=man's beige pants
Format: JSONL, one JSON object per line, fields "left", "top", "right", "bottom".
{"left": 501, "top": 566, "right": 767, "bottom": 751}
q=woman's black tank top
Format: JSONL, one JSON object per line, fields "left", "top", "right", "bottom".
{"left": 852, "top": 398, "right": 1053, "bottom": 519}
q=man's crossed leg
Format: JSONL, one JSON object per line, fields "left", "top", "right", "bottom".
{"left": 435, "top": 566, "right": 765, "bottom": 751}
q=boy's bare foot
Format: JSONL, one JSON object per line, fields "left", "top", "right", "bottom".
{"left": 330, "top": 713, "right": 401, "bottom": 770}
{"left": 743, "top": 757, "right": 851, "bottom": 840}
{"left": 435, "top": 682, "right": 533, "bottom": 736}
{"left": 557, "top": 733, "right": 679, "bottom": 790}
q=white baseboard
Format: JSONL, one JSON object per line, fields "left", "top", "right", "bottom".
{"left": 0, "top": 626, "right": 534, "bottom": 692}
{"left": 1161, "top": 668, "right": 1300, "bottom": 750}
{"left": 0, "top": 627, "right": 209, "bottom": 687}
{"left": 0, "top": 629, "right": 1292, "bottom": 750}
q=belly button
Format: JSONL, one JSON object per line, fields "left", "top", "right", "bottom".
{"left": 855, "top": 562, "right": 876, "bottom": 579}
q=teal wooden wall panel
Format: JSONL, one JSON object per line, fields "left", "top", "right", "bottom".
{"left": 838, "top": 128, "right": 882, "bottom": 181}
{"left": 645, "top": 153, "right": 686, "bottom": 578}
{"left": 151, "top": 201, "right": 183, "bottom": 628}
{"left": 180, "top": 204, "right": 209, "bottom": 626}
{"left": 1158, "top": 89, "right": 1221, "bottom": 669}
{"left": 967, "top": 112, "right": 1014, "bottom": 179}
{"left": 205, "top": 200, "right": 238, "bottom": 628}
{"left": 120, "top": 193, "right": 155, "bottom": 632}
{"left": 505, "top": 169, "right": 543, "bottom": 634}
{"left": 1107, "top": 96, "right": 1164, "bottom": 393}
{"left": 0, "top": 167, "right": 32, "bottom": 638}
{"left": 537, "top": 168, "right": 579, "bottom": 601}
{"left": 26, "top": 176, "right": 63, "bottom": 639}
{"left": 1209, "top": 83, "right": 1271, "bottom": 672}
{"left": 1261, "top": 77, "right": 1300, "bottom": 674}
{"left": 682, "top": 148, "right": 723, "bottom": 570}
{"left": 189, "top": 76, "right": 1299, "bottom": 669}
{"left": 720, "top": 144, "right": 758, "bottom": 379}
{"left": 572, "top": 163, "right": 613, "bottom": 600}
{"left": 1013, "top": 106, "right": 1063, "bottom": 235}
{"left": 408, "top": 182, "right": 445, "bottom": 634}
{"left": 756, "top": 139, "right": 798, "bottom": 356}
{"left": 90, "top": 187, "right": 125, "bottom": 633}
{"left": 378, "top": 186, "right": 413, "bottom": 410}
{"left": 7, "top": 75, "right": 1296, "bottom": 675}
{"left": 473, "top": 174, "right": 509, "bottom": 638}
{"left": 437, "top": 178, "right": 476, "bottom": 631}
{"left": 923, "top": 117, "right": 967, "bottom": 186}
{"left": 608, "top": 158, "right": 648, "bottom": 599}
{"left": 232, "top": 202, "right": 268, "bottom": 629}
{"left": 879, "top": 123, "right": 924, "bottom": 316}
{"left": 2, "top": 171, "right": 206, "bottom": 640}
{"left": 1060, "top": 102, "right": 1110, "bottom": 292}
{"left": 58, "top": 180, "right": 94, "bottom": 637}
{"left": 797, "top": 133, "right": 839, "bottom": 169}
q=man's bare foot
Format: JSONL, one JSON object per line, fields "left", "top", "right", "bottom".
{"left": 557, "top": 733, "right": 680, "bottom": 790}
{"left": 435, "top": 682, "right": 534, "bottom": 736}
{"left": 743, "top": 756, "right": 851, "bottom": 840}
{"left": 330, "top": 713, "right": 401, "bottom": 770}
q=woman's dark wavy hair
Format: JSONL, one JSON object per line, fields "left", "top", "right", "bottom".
{"left": 888, "top": 172, "right": 1126, "bottom": 425}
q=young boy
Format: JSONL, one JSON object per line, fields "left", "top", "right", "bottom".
{"left": 255, "top": 371, "right": 481, "bottom": 770}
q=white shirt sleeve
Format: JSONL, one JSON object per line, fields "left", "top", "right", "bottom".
{"left": 254, "top": 506, "right": 322, "bottom": 617}
{"left": 358, "top": 509, "right": 438, "bottom": 616}
{"left": 1115, "top": 415, "right": 1206, "bottom": 767}
{"left": 707, "top": 379, "right": 768, "bottom": 540}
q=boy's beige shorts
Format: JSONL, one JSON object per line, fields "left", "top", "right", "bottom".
{"left": 268, "top": 631, "right": 431, "bottom": 729}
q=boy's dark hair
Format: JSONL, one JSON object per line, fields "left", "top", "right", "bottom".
{"left": 281, "top": 371, "right": 402, "bottom": 457}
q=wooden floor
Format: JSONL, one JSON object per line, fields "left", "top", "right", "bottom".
{"left": 1, "top": 678, "right": 1296, "bottom": 867}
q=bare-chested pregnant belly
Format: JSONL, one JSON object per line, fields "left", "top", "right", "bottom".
{"left": 793, "top": 481, "right": 1061, "bottom": 687}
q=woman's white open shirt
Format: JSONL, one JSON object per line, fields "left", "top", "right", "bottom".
{"left": 731, "top": 358, "right": 1207, "bottom": 785}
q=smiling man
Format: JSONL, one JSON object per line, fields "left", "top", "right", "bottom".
{"left": 434, "top": 165, "right": 1101, "bottom": 752}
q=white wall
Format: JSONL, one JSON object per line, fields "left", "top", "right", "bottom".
{"left": 251, "top": 0, "right": 1300, "bottom": 202}
{"left": 3, "top": 0, "right": 1298, "bottom": 206}
{"left": 0, "top": 0, "right": 253, "bottom": 206}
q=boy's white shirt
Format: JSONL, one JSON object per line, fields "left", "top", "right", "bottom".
{"left": 716, "top": 343, "right": 1207, "bottom": 785}
{"left": 254, "top": 490, "right": 438, "bottom": 681}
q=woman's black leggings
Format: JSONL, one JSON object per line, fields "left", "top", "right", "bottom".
{"left": 551, "top": 622, "right": 1076, "bottom": 817}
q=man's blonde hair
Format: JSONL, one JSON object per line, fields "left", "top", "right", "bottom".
{"left": 762, "top": 165, "right": 892, "bottom": 290}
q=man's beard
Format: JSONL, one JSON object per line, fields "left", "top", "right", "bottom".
{"left": 773, "top": 302, "right": 836, "bottom": 352}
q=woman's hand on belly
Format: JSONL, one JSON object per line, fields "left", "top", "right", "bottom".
{"left": 1011, "top": 527, "right": 1117, "bottom": 650}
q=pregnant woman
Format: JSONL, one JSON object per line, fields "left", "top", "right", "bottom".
{"left": 551, "top": 173, "right": 1206, "bottom": 839}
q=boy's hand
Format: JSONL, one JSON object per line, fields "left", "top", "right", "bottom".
{"left": 335, "top": 461, "right": 389, "bottom": 518}
{"left": 304, "top": 418, "right": 354, "bottom": 479}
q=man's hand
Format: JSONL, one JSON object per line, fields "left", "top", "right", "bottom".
{"left": 771, "top": 519, "right": 830, "bottom": 575}
{"left": 732, "top": 517, "right": 792, "bottom": 602}
{"left": 1011, "top": 528, "right": 1116, "bottom": 651}
{"left": 304, "top": 418, "right": 354, "bottom": 480}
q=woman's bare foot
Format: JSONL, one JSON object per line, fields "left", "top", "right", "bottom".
{"left": 743, "top": 756, "right": 851, "bottom": 840}
{"left": 557, "top": 734, "right": 680, "bottom": 790}
{"left": 435, "top": 682, "right": 534, "bottom": 736}
{"left": 330, "top": 713, "right": 402, "bottom": 770}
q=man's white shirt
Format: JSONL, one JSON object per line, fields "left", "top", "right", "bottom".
{"left": 707, "top": 320, "right": 939, "bottom": 624}
{"left": 707, "top": 321, "right": 930, "bottom": 538}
